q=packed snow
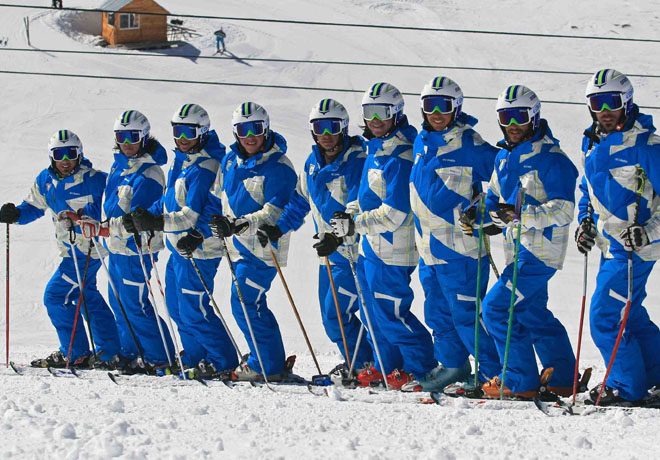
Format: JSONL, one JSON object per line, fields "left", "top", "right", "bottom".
{"left": 1, "top": 0, "right": 660, "bottom": 458}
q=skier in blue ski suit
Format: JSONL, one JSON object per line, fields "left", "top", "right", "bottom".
{"left": 481, "top": 85, "right": 577, "bottom": 398}
{"left": 577, "top": 69, "right": 660, "bottom": 404}
{"left": 0, "top": 130, "right": 120, "bottom": 367}
{"left": 331, "top": 83, "right": 437, "bottom": 389}
{"left": 265, "top": 98, "right": 373, "bottom": 371}
{"left": 126, "top": 104, "right": 237, "bottom": 376}
{"left": 203, "top": 102, "right": 297, "bottom": 379}
{"left": 89, "top": 110, "right": 176, "bottom": 369}
{"left": 409, "top": 77, "right": 501, "bottom": 391}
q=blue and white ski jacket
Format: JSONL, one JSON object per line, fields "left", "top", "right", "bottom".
{"left": 147, "top": 130, "right": 225, "bottom": 260}
{"left": 16, "top": 158, "right": 107, "bottom": 258}
{"left": 104, "top": 139, "right": 167, "bottom": 256}
{"left": 202, "top": 132, "right": 297, "bottom": 266}
{"left": 486, "top": 119, "right": 577, "bottom": 270}
{"left": 347, "top": 118, "right": 418, "bottom": 267}
{"left": 578, "top": 106, "right": 660, "bottom": 261}
{"left": 410, "top": 113, "right": 498, "bottom": 264}
{"left": 276, "top": 135, "right": 367, "bottom": 265}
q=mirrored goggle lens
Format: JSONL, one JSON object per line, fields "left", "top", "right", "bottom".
{"left": 422, "top": 96, "right": 455, "bottom": 114}
{"left": 362, "top": 104, "right": 393, "bottom": 121}
{"left": 172, "top": 124, "right": 199, "bottom": 140}
{"left": 234, "top": 121, "right": 265, "bottom": 138}
{"left": 114, "top": 130, "right": 142, "bottom": 144}
{"left": 311, "top": 119, "right": 343, "bottom": 136}
{"left": 51, "top": 146, "right": 80, "bottom": 162}
{"left": 588, "top": 92, "right": 624, "bottom": 113}
{"left": 497, "top": 108, "right": 531, "bottom": 127}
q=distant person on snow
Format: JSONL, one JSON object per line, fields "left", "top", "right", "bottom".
{"left": 480, "top": 85, "right": 579, "bottom": 399}
{"left": 0, "top": 130, "right": 120, "bottom": 368}
{"left": 214, "top": 28, "right": 226, "bottom": 53}
{"left": 577, "top": 69, "right": 660, "bottom": 406}
{"left": 52, "top": 0, "right": 62, "bottom": 9}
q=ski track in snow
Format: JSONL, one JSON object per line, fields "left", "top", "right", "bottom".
{"left": 1, "top": 0, "right": 660, "bottom": 458}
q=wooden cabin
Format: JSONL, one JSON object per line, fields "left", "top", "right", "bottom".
{"left": 100, "top": 0, "right": 169, "bottom": 46}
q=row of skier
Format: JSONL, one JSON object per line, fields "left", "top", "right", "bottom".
{"left": 2, "top": 68, "right": 659, "bottom": 406}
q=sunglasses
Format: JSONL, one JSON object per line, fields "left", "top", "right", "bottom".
{"left": 311, "top": 118, "right": 343, "bottom": 136}
{"left": 51, "top": 146, "right": 80, "bottom": 162}
{"left": 234, "top": 120, "right": 266, "bottom": 138}
{"left": 362, "top": 104, "right": 394, "bottom": 121}
{"left": 421, "top": 95, "right": 457, "bottom": 115}
{"left": 114, "top": 130, "right": 142, "bottom": 144}
{"left": 587, "top": 92, "right": 624, "bottom": 113}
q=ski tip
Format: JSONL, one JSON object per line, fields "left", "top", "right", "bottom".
{"left": 107, "top": 372, "right": 120, "bottom": 385}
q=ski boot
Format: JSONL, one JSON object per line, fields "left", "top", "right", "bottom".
{"left": 386, "top": 369, "right": 415, "bottom": 390}
{"left": 401, "top": 361, "right": 471, "bottom": 393}
{"left": 546, "top": 367, "right": 592, "bottom": 397}
{"left": 356, "top": 365, "right": 384, "bottom": 388}
{"left": 185, "top": 359, "right": 231, "bottom": 381}
{"left": 588, "top": 383, "right": 632, "bottom": 406}
{"left": 31, "top": 350, "right": 67, "bottom": 368}
{"left": 482, "top": 368, "right": 554, "bottom": 400}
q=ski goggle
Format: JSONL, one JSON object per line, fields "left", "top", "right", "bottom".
{"left": 362, "top": 104, "right": 394, "bottom": 121}
{"left": 234, "top": 120, "right": 265, "bottom": 138}
{"left": 50, "top": 146, "right": 80, "bottom": 162}
{"left": 172, "top": 124, "right": 201, "bottom": 140}
{"left": 311, "top": 118, "right": 343, "bottom": 136}
{"left": 497, "top": 107, "right": 532, "bottom": 127}
{"left": 587, "top": 92, "right": 624, "bottom": 113}
{"left": 421, "top": 95, "right": 457, "bottom": 115}
{"left": 114, "top": 130, "right": 142, "bottom": 145}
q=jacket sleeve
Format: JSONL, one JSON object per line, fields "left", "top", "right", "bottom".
{"left": 637, "top": 137, "right": 660, "bottom": 241}
{"left": 276, "top": 171, "right": 311, "bottom": 234}
{"left": 16, "top": 177, "right": 47, "bottom": 225}
{"left": 577, "top": 175, "right": 591, "bottom": 224}
{"left": 162, "top": 163, "right": 216, "bottom": 232}
{"left": 80, "top": 170, "right": 107, "bottom": 221}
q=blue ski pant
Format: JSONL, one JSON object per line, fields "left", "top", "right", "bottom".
{"left": 419, "top": 258, "right": 501, "bottom": 381}
{"left": 358, "top": 256, "right": 436, "bottom": 377}
{"left": 482, "top": 261, "right": 575, "bottom": 392}
{"left": 44, "top": 254, "right": 120, "bottom": 361}
{"left": 318, "top": 262, "right": 373, "bottom": 367}
{"left": 229, "top": 253, "right": 285, "bottom": 376}
{"left": 107, "top": 253, "right": 175, "bottom": 366}
{"left": 165, "top": 251, "right": 238, "bottom": 371}
{"left": 590, "top": 257, "right": 660, "bottom": 401}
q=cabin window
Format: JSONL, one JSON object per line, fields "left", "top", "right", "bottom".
{"left": 119, "top": 13, "right": 139, "bottom": 30}
{"left": 107, "top": 13, "right": 115, "bottom": 26}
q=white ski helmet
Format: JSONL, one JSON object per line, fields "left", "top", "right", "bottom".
{"left": 496, "top": 85, "right": 541, "bottom": 130}
{"left": 420, "top": 76, "right": 464, "bottom": 123}
{"left": 585, "top": 69, "right": 634, "bottom": 118}
{"left": 171, "top": 103, "right": 210, "bottom": 142}
{"left": 231, "top": 102, "right": 270, "bottom": 139}
{"left": 48, "top": 129, "right": 83, "bottom": 162}
{"left": 113, "top": 110, "right": 151, "bottom": 148}
{"left": 361, "top": 82, "right": 405, "bottom": 125}
{"left": 309, "top": 98, "right": 350, "bottom": 136}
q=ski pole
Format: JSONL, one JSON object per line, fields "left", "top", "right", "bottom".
{"left": 596, "top": 169, "right": 646, "bottom": 406}
{"left": 188, "top": 255, "right": 244, "bottom": 362}
{"left": 145, "top": 232, "right": 185, "bottom": 375}
{"left": 473, "top": 193, "right": 486, "bottom": 389}
{"left": 93, "top": 236, "right": 147, "bottom": 368}
{"left": 325, "top": 256, "right": 351, "bottom": 367}
{"left": 269, "top": 246, "right": 325, "bottom": 380}
{"left": 347, "top": 323, "right": 365, "bottom": 377}
{"left": 219, "top": 237, "right": 273, "bottom": 389}
{"left": 500, "top": 187, "right": 525, "bottom": 400}
{"left": 132, "top": 232, "right": 173, "bottom": 368}
{"left": 5, "top": 223, "right": 8, "bottom": 367}
{"left": 345, "top": 250, "right": 390, "bottom": 390}
{"left": 572, "top": 204, "right": 592, "bottom": 404}
{"left": 483, "top": 235, "right": 500, "bottom": 279}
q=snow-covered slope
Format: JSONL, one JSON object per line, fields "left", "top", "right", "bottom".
{"left": 1, "top": 0, "right": 659, "bottom": 458}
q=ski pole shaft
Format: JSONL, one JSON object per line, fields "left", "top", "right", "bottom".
{"left": 133, "top": 233, "right": 173, "bottom": 367}
{"left": 66, "top": 242, "right": 94, "bottom": 367}
{"left": 572, "top": 251, "right": 588, "bottom": 403}
{"left": 325, "top": 256, "right": 351, "bottom": 367}
{"left": 346, "top": 250, "right": 390, "bottom": 390}
{"left": 77, "top": 246, "right": 96, "bottom": 360}
{"left": 5, "top": 224, "right": 8, "bottom": 367}
{"left": 474, "top": 194, "right": 486, "bottom": 389}
{"left": 220, "top": 238, "right": 271, "bottom": 387}
{"left": 347, "top": 324, "right": 365, "bottom": 376}
{"left": 189, "top": 255, "right": 244, "bottom": 362}
{"left": 270, "top": 247, "right": 322, "bottom": 375}
{"left": 93, "top": 237, "right": 146, "bottom": 367}
{"left": 483, "top": 235, "right": 500, "bottom": 279}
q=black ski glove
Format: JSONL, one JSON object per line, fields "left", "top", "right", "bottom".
{"left": 131, "top": 207, "right": 164, "bottom": 233}
{"left": 458, "top": 206, "right": 477, "bottom": 236}
{"left": 330, "top": 211, "right": 355, "bottom": 237}
{"left": 256, "top": 224, "right": 283, "bottom": 248}
{"left": 313, "top": 232, "right": 343, "bottom": 257}
{"left": 620, "top": 224, "right": 649, "bottom": 252}
{"left": 0, "top": 203, "right": 20, "bottom": 224}
{"left": 122, "top": 213, "right": 137, "bottom": 234}
{"left": 489, "top": 203, "right": 517, "bottom": 228}
{"left": 575, "top": 217, "right": 597, "bottom": 254}
{"left": 483, "top": 223, "right": 503, "bottom": 236}
{"left": 210, "top": 215, "right": 248, "bottom": 238}
{"left": 176, "top": 230, "right": 204, "bottom": 258}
